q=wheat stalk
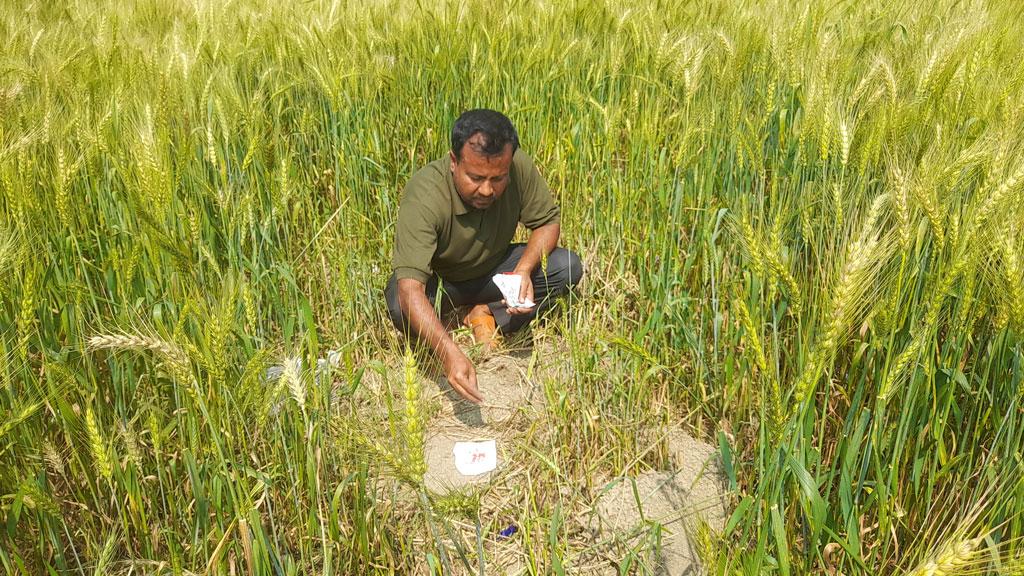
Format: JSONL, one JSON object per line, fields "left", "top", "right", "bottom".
{"left": 910, "top": 178, "right": 946, "bottom": 250}
{"left": 42, "top": 440, "right": 65, "bottom": 477}
{"left": 879, "top": 256, "right": 968, "bottom": 401}
{"left": 733, "top": 213, "right": 804, "bottom": 312}
{"left": 208, "top": 291, "right": 234, "bottom": 385}
{"left": 147, "top": 409, "right": 163, "bottom": 456}
{"left": 86, "top": 407, "right": 112, "bottom": 481}
{"left": 242, "top": 278, "right": 257, "bottom": 331}
{"left": 239, "top": 517, "right": 255, "bottom": 575}
{"left": 281, "top": 356, "right": 305, "bottom": 412}
{"left": 794, "top": 193, "right": 889, "bottom": 406}
{"left": 968, "top": 161, "right": 1024, "bottom": 245}
{"left": 735, "top": 296, "right": 784, "bottom": 440}
{"left": 18, "top": 479, "right": 60, "bottom": 517}
{"left": 88, "top": 332, "right": 186, "bottom": 364}
{"left": 0, "top": 222, "right": 21, "bottom": 284}
{"left": 905, "top": 535, "right": 985, "bottom": 576}
{"left": 87, "top": 332, "right": 195, "bottom": 388}
{"left": 0, "top": 401, "right": 41, "bottom": 442}
{"left": 1001, "top": 236, "right": 1024, "bottom": 329}
{"left": 839, "top": 118, "right": 852, "bottom": 169}
{"left": 17, "top": 265, "right": 37, "bottom": 360}
{"left": 119, "top": 421, "right": 143, "bottom": 471}
{"left": 402, "top": 348, "right": 426, "bottom": 483}
{"left": 737, "top": 217, "right": 765, "bottom": 276}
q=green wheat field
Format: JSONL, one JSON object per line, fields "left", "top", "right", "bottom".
{"left": 2, "top": 0, "right": 1024, "bottom": 573}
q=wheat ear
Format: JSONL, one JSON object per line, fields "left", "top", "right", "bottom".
{"left": 402, "top": 348, "right": 426, "bottom": 483}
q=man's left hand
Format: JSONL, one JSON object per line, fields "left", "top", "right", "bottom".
{"left": 506, "top": 269, "right": 534, "bottom": 315}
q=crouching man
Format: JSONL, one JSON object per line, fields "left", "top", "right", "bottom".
{"left": 385, "top": 109, "right": 582, "bottom": 404}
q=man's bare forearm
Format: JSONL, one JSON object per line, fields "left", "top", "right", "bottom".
{"left": 397, "top": 278, "right": 460, "bottom": 360}
{"left": 396, "top": 277, "right": 482, "bottom": 403}
{"left": 512, "top": 222, "right": 560, "bottom": 275}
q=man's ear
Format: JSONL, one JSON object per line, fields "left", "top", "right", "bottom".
{"left": 449, "top": 150, "right": 458, "bottom": 172}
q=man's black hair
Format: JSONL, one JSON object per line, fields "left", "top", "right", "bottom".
{"left": 451, "top": 109, "right": 520, "bottom": 160}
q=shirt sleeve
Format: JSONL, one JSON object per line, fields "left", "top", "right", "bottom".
{"left": 392, "top": 189, "right": 438, "bottom": 284}
{"left": 514, "top": 150, "right": 561, "bottom": 229}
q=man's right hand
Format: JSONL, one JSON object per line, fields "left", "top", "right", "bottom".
{"left": 444, "top": 350, "right": 483, "bottom": 404}
{"left": 397, "top": 277, "right": 484, "bottom": 404}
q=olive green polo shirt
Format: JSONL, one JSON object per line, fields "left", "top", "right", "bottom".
{"left": 393, "top": 149, "right": 560, "bottom": 283}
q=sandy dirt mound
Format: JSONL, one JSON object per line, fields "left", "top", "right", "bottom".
{"left": 667, "top": 430, "right": 729, "bottom": 529}
{"left": 590, "top": 432, "right": 727, "bottom": 575}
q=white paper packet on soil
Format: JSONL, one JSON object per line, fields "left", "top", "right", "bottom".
{"left": 492, "top": 273, "right": 535, "bottom": 309}
{"left": 452, "top": 440, "right": 497, "bottom": 476}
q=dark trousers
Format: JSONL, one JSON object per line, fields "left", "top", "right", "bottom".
{"left": 385, "top": 244, "right": 583, "bottom": 335}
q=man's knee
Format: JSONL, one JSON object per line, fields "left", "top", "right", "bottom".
{"left": 384, "top": 274, "right": 406, "bottom": 331}
{"left": 544, "top": 248, "right": 584, "bottom": 289}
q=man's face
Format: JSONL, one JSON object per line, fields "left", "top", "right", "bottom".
{"left": 450, "top": 135, "right": 514, "bottom": 211}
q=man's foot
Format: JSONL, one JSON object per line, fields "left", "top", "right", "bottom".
{"left": 463, "top": 304, "right": 499, "bottom": 351}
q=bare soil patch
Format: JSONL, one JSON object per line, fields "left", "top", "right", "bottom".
{"left": 362, "top": 335, "right": 728, "bottom": 574}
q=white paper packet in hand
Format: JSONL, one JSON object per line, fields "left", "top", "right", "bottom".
{"left": 492, "top": 273, "right": 535, "bottom": 309}
{"left": 452, "top": 440, "right": 497, "bottom": 476}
